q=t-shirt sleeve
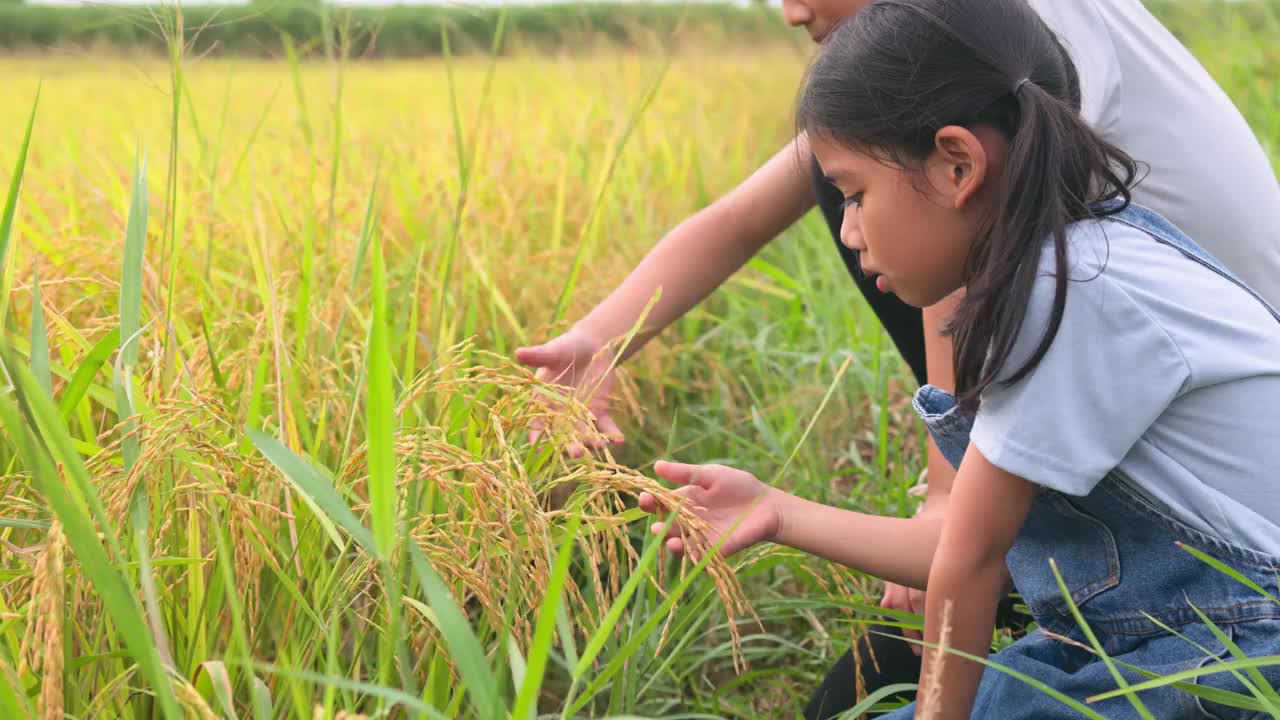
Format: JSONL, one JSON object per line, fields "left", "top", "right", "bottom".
{"left": 1032, "top": 0, "right": 1123, "bottom": 130}
{"left": 968, "top": 234, "right": 1191, "bottom": 496}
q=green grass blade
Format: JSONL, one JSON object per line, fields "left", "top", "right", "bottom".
{"left": 322, "top": 7, "right": 347, "bottom": 255}
{"left": 1089, "top": 656, "right": 1280, "bottom": 702}
{"left": 158, "top": 7, "right": 184, "bottom": 368}
{"left": 1113, "top": 611, "right": 1272, "bottom": 712}
{"left": 574, "top": 513, "right": 668, "bottom": 678}
{"left": 57, "top": 328, "right": 119, "bottom": 422}
{"left": 1049, "top": 558, "right": 1154, "bottom": 720}
{"left": 0, "top": 344, "right": 181, "bottom": 719}
{"left": 328, "top": 168, "right": 380, "bottom": 349}
{"left": 890, "top": 632, "right": 1109, "bottom": 720}
{"left": 560, "top": 511, "right": 671, "bottom": 716}
{"left": 506, "top": 635, "right": 529, "bottom": 718}
{"left": 243, "top": 662, "right": 447, "bottom": 718}
{"left": 1179, "top": 542, "right": 1280, "bottom": 605}
{"left": 407, "top": 542, "right": 502, "bottom": 720}
{"left": 194, "top": 661, "right": 239, "bottom": 720}
{"left": 511, "top": 514, "right": 581, "bottom": 719}
{"left": 0, "top": 518, "right": 50, "bottom": 530}
{"left": 830, "top": 682, "right": 919, "bottom": 719}
{"left": 0, "top": 658, "right": 31, "bottom": 719}
{"left": 993, "top": 616, "right": 1271, "bottom": 713}
{"left": 0, "top": 83, "right": 39, "bottom": 323}
{"left": 366, "top": 231, "right": 397, "bottom": 559}
{"left": 29, "top": 267, "right": 50, "bottom": 395}
{"left": 132, "top": 490, "right": 174, "bottom": 668}
{"left": 120, "top": 147, "right": 148, "bottom": 370}
{"left": 251, "top": 675, "right": 273, "bottom": 720}
{"left": 247, "top": 428, "right": 373, "bottom": 553}
{"left": 566, "top": 505, "right": 752, "bottom": 716}
{"left": 1185, "top": 602, "right": 1280, "bottom": 712}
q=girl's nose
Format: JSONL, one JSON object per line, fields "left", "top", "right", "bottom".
{"left": 781, "top": 0, "right": 814, "bottom": 28}
{"left": 840, "top": 213, "right": 865, "bottom": 252}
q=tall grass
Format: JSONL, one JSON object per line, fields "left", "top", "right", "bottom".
{"left": 0, "top": 3, "right": 1276, "bottom": 717}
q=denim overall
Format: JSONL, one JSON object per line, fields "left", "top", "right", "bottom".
{"left": 882, "top": 205, "right": 1280, "bottom": 719}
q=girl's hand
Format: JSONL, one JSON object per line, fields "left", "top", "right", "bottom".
{"left": 638, "top": 461, "right": 784, "bottom": 559}
{"left": 515, "top": 328, "right": 624, "bottom": 457}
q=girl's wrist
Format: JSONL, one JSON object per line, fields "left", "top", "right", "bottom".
{"left": 767, "top": 488, "right": 802, "bottom": 547}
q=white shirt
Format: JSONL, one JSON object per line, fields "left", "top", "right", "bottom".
{"left": 1030, "top": 0, "right": 1280, "bottom": 306}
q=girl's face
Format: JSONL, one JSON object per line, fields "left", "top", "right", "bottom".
{"left": 809, "top": 127, "right": 1004, "bottom": 309}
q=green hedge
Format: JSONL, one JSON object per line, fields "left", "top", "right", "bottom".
{"left": 0, "top": 1, "right": 1273, "bottom": 57}
{"left": 0, "top": 2, "right": 791, "bottom": 57}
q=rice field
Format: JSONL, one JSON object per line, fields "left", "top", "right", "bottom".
{"left": 0, "top": 3, "right": 1277, "bottom": 718}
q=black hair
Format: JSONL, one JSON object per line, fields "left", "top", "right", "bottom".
{"left": 797, "top": 0, "right": 1140, "bottom": 411}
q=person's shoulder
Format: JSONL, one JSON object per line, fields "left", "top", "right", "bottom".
{"left": 1032, "top": 214, "right": 1147, "bottom": 284}
{"left": 1027, "top": 0, "right": 1112, "bottom": 36}
{"left": 1013, "top": 215, "right": 1170, "bottom": 351}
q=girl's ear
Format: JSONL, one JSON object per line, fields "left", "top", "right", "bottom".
{"left": 929, "top": 126, "right": 990, "bottom": 209}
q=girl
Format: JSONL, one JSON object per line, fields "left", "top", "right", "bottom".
{"left": 640, "top": 0, "right": 1280, "bottom": 717}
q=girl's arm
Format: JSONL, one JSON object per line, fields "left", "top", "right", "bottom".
{"left": 916, "top": 445, "right": 1036, "bottom": 720}
{"left": 641, "top": 461, "right": 944, "bottom": 588}
{"left": 771, "top": 493, "right": 943, "bottom": 589}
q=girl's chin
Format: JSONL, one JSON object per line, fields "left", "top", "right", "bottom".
{"left": 891, "top": 286, "right": 934, "bottom": 310}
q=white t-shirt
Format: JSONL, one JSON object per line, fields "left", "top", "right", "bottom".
{"left": 1030, "top": 0, "right": 1280, "bottom": 306}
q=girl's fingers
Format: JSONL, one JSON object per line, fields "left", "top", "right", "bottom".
{"left": 514, "top": 344, "right": 551, "bottom": 367}
{"left": 577, "top": 420, "right": 606, "bottom": 451}
{"left": 639, "top": 486, "right": 699, "bottom": 515}
{"left": 638, "top": 492, "right": 658, "bottom": 513}
{"left": 527, "top": 417, "right": 547, "bottom": 446}
{"left": 578, "top": 418, "right": 620, "bottom": 452}
{"left": 516, "top": 339, "right": 572, "bottom": 370}
{"left": 650, "top": 521, "right": 683, "bottom": 540}
{"left": 665, "top": 537, "right": 685, "bottom": 555}
{"left": 654, "top": 460, "right": 699, "bottom": 485}
{"left": 597, "top": 413, "right": 625, "bottom": 444}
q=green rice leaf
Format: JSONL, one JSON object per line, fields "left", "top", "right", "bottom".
{"left": 366, "top": 207, "right": 398, "bottom": 560}
{"left": 57, "top": 328, "right": 119, "bottom": 422}
{"left": 407, "top": 541, "right": 502, "bottom": 720}
{"left": 248, "top": 428, "right": 372, "bottom": 553}
{"left": 0, "top": 343, "right": 181, "bottom": 719}
{"left": 29, "top": 267, "right": 50, "bottom": 395}
{"left": 1179, "top": 542, "right": 1280, "bottom": 605}
{"left": 0, "top": 83, "right": 39, "bottom": 322}
{"left": 1050, "top": 558, "right": 1154, "bottom": 720}
{"left": 512, "top": 514, "right": 581, "bottom": 719}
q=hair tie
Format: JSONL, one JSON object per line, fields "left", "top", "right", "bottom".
{"left": 1014, "top": 77, "right": 1033, "bottom": 95}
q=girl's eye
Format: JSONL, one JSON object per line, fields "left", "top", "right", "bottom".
{"left": 842, "top": 192, "right": 864, "bottom": 210}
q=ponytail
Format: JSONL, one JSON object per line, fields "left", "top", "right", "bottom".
{"left": 949, "top": 79, "right": 1138, "bottom": 410}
